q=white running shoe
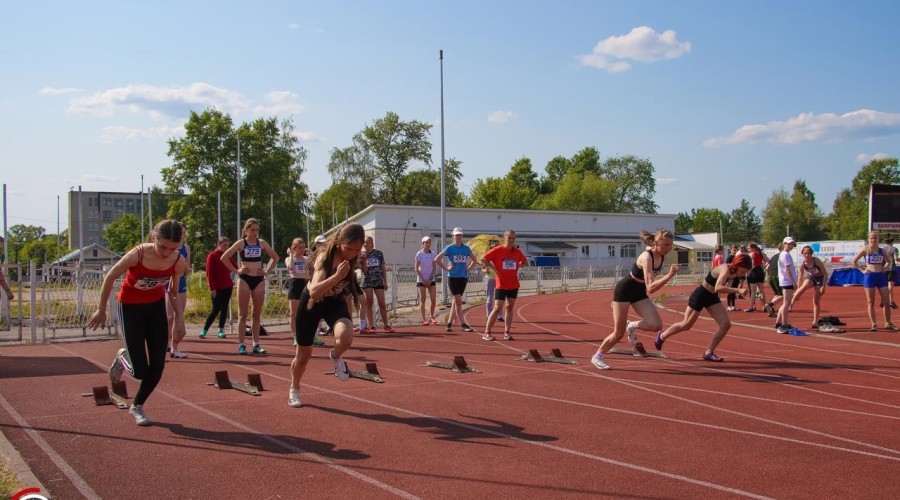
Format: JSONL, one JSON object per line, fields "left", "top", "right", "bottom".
{"left": 625, "top": 321, "right": 638, "bottom": 347}
{"left": 109, "top": 348, "right": 126, "bottom": 386}
{"left": 591, "top": 353, "right": 611, "bottom": 370}
{"left": 330, "top": 349, "right": 350, "bottom": 381}
{"left": 169, "top": 349, "right": 188, "bottom": 359}
{"left": 288, "top": 387, "right": 302, "bottom": 408}
{"left": 129, "top": 404, "right": 151, "bottom": 426}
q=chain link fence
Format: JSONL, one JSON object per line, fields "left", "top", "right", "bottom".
{"left": 1, "top": 261, "right": 713, "bottom": 344}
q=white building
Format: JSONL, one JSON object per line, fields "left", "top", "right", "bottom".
{"left": 337, "top": 205, "right": 676, "bottom": 268}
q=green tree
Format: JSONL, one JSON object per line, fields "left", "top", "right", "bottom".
{"left": 506, "top": 157, "right": 540, "bottom": 192}
{"left": 162, "top": 108, "right": 309, "bottom": 269}
{"left": 826, "top": 157, "right": 900, "bottom": 239}
{"left": 726, "top": 199, "right": 762, "bottom": 243}
{"left": 541, "top": 155, "right": 571, "bottom": 193}
{"left": 761, "top": 180, "right": 826, "bottom": 245}
{"left": 7, "top": 224, "right": 46, "bottom": 263}
{"left": 675, "top": 212, "right": 693, "bottom": 234}
{"left": 601, "top": 155, "right": 658, "bottom": 213}
{"left": 538, "top": 172, "right": 616, "bottom": 212}
{"left": 570, "top": 147, "right": 603, "bottom": 177}
{"left": 105, "top": 214, "right": 143, "bottom": 254}
{"left": 357, "top": 112, "right": 433, "bottom": 204}
{"left": 679, "top": 208, "right": 729, "bottom": 234}
{"left": 395, "top": 157, "right": 465, "bottom": 207}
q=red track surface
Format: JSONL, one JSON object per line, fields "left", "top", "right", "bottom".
{"left": 1, "top": 285, "right": 898, "bottom": 499}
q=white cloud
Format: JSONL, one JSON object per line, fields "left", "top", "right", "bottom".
{"left": 703, "top": 109, "right": 900, "bottom": 148}
{"left": 656, "top": 177, "right": 678, "bottom": 186}
{"left": 579, "top": 26, "right": 691, "bottom": 72}
{"left": 98, "top": 125, "right": 184, "bottom": 144}
{"left": 68, "top": 82, "right": 247, "bottom": 118}
{"left": 253, "top": 91, "right": 305, "bottom": 116}
{"left": 293, "top": 130, "right": 322, "bottom": 142}
{"left": 39, "top": 87, "right": 80, "bottom": 96}
{"left": 856, "top": 152, "right": 892, "bottom": 164}
{"left": 487, "top": 110, "right": 517, "bottom": 124}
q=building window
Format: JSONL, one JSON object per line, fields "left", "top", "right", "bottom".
{"left": 581, "top": 245, "right": 590, "bottom": 257}
{"left": 696, "top": 251, "right": 713, "bottom": 263}
{"left": 88, "top": 198, "right": 95, "bottom": 207}
{"left": 621, "top": 244, "right": 637, "bottom": 258}
{"left": 126, "top": 199, "right": 134, "bottom": 208}
{"left": 103, "top": 210, "right": 112, "bottom": 221}
{"left": 92, "top": 250, "right": 98, "bottom": 258}
{"left": 115, "top": 207, "right": 123, "bottom": 214}
{"left": 126, "top": 206, "right": 135, "bottom": 214}
{"left": 607, "top": 245, "right": 616, "bottom": 258}
{"left": 103, "top": 198, "right": 112, "bottom": 206}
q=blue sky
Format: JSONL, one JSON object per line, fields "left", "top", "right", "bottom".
{"left": 3, "top": 1, "right": 899, "bottom": 232}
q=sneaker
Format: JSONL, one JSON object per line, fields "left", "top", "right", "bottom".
{"left": 252, "top": 344, "right": 267, "bottom": 354}
{"left": 702, "top": 352, "right": 724, "bottom": 362}
{"left": 445, "top": 323, "right": 452, "bottom": 332}
{"left": 384, "top": 325, "right": 396, "bottom": 333}
{"left": 503, "top": 333, "right": 513, "bottom": 340}
{"left": 892, "top": 302, "right": 898, "bottom": 309}
{"left": 353, "top": 325, "right": 360, "bottom": 332}
{"left": 482, "top": 334, "right": 496, "bottom": 341}
{"left": 654, "top": 331, "right": 664, "bottom": 351}
{"left": 330, "top": 349, "right": 349, "bottom": 381}
{"left": 871, "top": 324, "right": 878, "bottom": 332}
{"left": 421, "top": 319, "right": 429, "bottom": 326}
{"left": 199, "top": 329, "right": 207, "bottom": 339}
{"left": 217, "top": 330, "right": 226, "bottom": 338}
{"left": 238, "top": 344, "right": 248, "bottom": 355}
{"left": 885, "top": 323, "right": 898, "bottom": 331}
{"left": 109, "top": 348, "right": 126, "bottom": 386}
{"left": 313, "top": 336, "right": 325, "bottom": 346}
{"left": 288, "top": 388, "right": 302, "bottom": 408}
{"left": 727, "top": 306, "right": 738, "bottom": 312}
{"left": 430, "top": 317, "right": 438, "bottom": 325}
{"left": 743, "top": 307, "right": 755, "bottom": 312}
{"left": 129, "top": 404, "right": 151, "bottom": 426}
{"left": 764, "top": 303, "right": 776, "bottom": 318}
{"left": 461, "top": 323, "right": 474, "bottom": 332}
{"left": 776, "top": 325, "right": 790, "bottom": 334}
{"left": 625, "top": 321, "right": 638, "bottom": 347}
{"left": 591, "top": 352, "right": 610, "bottom": 370}
{"left": 169, "top": 349, "right": 188, "bottom": 359}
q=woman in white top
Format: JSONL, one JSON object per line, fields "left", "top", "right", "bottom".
{"left": 415, "top": 236, "right": 438, "bottom": 325}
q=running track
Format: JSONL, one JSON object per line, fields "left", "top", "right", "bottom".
{"left": 0, "top": 285, "right": 897, "bottom": 499}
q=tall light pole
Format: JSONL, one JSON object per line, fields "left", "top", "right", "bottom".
{"left": 439, "top": 49, "right": 449, "bottom": 304}
{"left": 236, "top": 136, "right": 242, "bottom": 240}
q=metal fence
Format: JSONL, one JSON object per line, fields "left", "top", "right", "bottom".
{"left": 1, "top": 261, "right": 722, "bottom": 344}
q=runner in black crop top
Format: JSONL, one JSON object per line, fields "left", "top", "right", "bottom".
{"left": 631, "top": 249, "right": 664, "bottom": 281}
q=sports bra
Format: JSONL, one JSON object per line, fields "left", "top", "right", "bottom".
{"left": 804, "top": 260, "right": 822, "bottom": 276}
{"left": 241, "top": 239, "right": 263, "bottom": 263}
{"left": 631, "top": 249, "right": 664, "bottom": 281}
{"left": 704, "top": 271, "right": 717, "bottom": 287}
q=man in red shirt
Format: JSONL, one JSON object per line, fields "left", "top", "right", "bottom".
{"left": 480, "top": 229, "right": 527, "bottom": 341}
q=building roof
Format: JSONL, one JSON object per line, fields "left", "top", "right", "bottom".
{"left": 53, "top": 243, "right": 121, "bottom": 264}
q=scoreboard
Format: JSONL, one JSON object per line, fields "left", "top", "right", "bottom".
{"left": 870, "top": 183, "right": 900, "bottom": 231}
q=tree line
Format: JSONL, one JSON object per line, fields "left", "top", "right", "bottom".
{"left": 3, "top": 108, "right": 897, "bottom": 268}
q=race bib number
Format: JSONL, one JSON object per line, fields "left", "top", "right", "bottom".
{"left": 869, "top": 254, "right": 884, "bottom": 264}
{"left": 367, "top": 257, "right": 380, "bottom": 268}
{"left": 453, "top": 255, "right": 468, "bottom": 263}
{"left": 293, "top": 260, "right": 305, "bottom": 273}
{"left": 134, "top": 276, "right": 169, "bottom": 290}
{"left": 244, "top": 247, "right": 262, "bottom": 258}
{"left": 502, "top": 259, "right": 517, "bottom": 270}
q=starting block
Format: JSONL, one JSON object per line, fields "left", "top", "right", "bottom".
{"left": 85, "top": 381, "right": 129, "bottom": 409}
{"left": 521, "top": 348, "right": 577, "bottom": 365}
{"left": 609, "top": 345, "right": 668, "bottom": 359}
{"left": 347, "top": 362, "right": 384, "bottom": 383}
{"left": 425, "top": 355, "right": 478, "bottom": 373}
{"left": 207, "top": 370, "right": 263, "bottom": 395}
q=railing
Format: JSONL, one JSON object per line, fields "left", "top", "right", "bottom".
{"left": 1, "top": 262, "right": 718, "bottom": 344}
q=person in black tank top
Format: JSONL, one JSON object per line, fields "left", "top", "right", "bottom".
{"left": 788, "top": 246, "right": 829, "bottom": 328}
{"left": 591, "top": 229, "right": 681, "bottom": 370}
{"left": 656, "top": 254, "right": 752, "bottom": 362}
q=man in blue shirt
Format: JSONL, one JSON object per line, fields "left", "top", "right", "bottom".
{"left": 435, "top": 227, "right": 475, "bottom": 332}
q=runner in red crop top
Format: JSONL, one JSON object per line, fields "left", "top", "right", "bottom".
{"left": 87, "top": 220, "right": 188, "bottom": 426}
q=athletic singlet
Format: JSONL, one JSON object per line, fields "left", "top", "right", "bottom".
{"left": 803, "top": 260, "right": 823, "bottom": 279}
{"left": 291, "top": 257, "right": 306, "bottom": 276}
{"left": 751, "top": 251, "right": 764, "bottom": 268}
{"left": 241, "top": 239, "right": 263, "bottom": 263}
{"left": 117, "top": 245, "right": 178, "bottom": 304}
{"left": 866, "top": 248, "right": 885, "bottom": 265}
{"left": 631, "top": 249, "right": 663, "bottom": 281}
